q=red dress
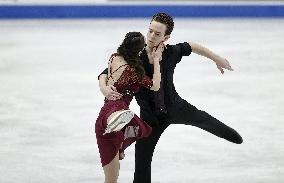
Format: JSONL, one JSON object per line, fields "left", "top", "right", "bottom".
{"left": 95, "top": 65, "right": 153, "bottom": 167}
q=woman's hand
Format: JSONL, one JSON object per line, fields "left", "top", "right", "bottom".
{"left": 152, "top": 42, "right": 165, "bottom": 63}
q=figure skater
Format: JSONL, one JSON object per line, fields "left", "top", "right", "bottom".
{"left": 95, "top": 31, "right": 163, "bottom": 183}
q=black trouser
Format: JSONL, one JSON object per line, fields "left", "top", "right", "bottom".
{"left": 133, "top": 101, "right": 243, "bottom": 183}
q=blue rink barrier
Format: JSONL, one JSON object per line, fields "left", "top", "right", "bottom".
{"left": 0, "top": 5, "right": 284, "bottom": 18}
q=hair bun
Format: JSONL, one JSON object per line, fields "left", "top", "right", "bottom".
{"left": 131, "top": 36, "right": 141, "bottom": 42}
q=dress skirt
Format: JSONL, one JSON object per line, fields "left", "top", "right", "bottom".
{"left": 95, "top": 99, "right": 152, "bottom": 167}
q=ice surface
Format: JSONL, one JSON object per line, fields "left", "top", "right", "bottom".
{"left": 0, "top": 18, "right": 283, "bottom": 183}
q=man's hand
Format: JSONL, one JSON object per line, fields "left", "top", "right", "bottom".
{"left": 214, "top": 56, "right": 234, "bottom": 74}
{"left": 188, "top": 41, "right": 234, "bottom": 74}
{"left": 99, "top": 73, "right": 122, "bottom": 100}
{"left": 100, "top": 85, "right": 122, "bottom": 100}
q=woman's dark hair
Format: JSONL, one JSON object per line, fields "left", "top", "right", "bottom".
{"left": 117, "top": 32, "right": 145, "bottom": 79}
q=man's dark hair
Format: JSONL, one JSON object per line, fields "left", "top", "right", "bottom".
{"left": 151, "top": 12, "right": 174, "bottom": 36}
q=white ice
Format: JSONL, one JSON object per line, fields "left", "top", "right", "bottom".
{"left": 0, "top": 18, "right": 283, "bottom": 183}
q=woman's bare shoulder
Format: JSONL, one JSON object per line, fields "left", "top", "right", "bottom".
{"left": 111, "top": 55, "right": 127, "bottom": 66}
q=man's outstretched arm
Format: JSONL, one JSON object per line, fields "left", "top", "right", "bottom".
{"left": 188, "top": 41, "right": 234, "bottom": 74}
{"left": 98, "top": 68, "right": 122, "bottom": 100}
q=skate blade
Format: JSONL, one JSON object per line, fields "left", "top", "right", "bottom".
{"left": 103, "top": 110, "right": 134, "bottom": 135}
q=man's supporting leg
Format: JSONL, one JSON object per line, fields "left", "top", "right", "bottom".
{"left": 172, "top": 101, "right": 243, "bottom": 144}
{"left": 133, "top": 123, "right": 169, "bottom": 183}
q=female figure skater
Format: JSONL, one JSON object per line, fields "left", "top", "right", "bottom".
{"left": 95, "top": 32, "right": 163, "bottom": 183}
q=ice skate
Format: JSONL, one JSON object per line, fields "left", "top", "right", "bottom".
{"left": 103, "top": 110, "right": 134, "bottom": 135}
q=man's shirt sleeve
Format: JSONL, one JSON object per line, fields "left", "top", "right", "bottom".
{"left": 173, "top": 42, "right": 192, "bottom": 64}
{"left": 97, "top": 68, "right": 108, "bottom": 80}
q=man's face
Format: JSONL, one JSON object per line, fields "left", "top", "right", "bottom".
{"left": 146, "top": 20, "right": 169, "bottom": 48}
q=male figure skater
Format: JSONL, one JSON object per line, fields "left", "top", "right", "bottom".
{"left": 98, "top": 13, "right": 243, "bottom": 183}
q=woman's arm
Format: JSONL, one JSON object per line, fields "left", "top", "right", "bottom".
{"left": 150, "top": 44, "right": 163, "bottom": 91}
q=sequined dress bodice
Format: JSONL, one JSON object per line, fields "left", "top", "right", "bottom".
{"left": 109, "top": 65, "right": 153, "bottom": 104}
